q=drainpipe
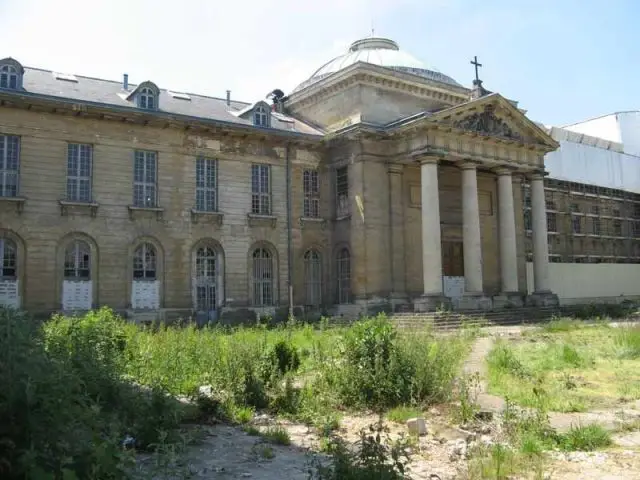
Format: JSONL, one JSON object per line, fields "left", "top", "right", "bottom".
{"left": 285, "top": 143, "right": 294, "bottom": 319}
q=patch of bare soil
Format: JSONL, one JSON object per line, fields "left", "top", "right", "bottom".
{"left": 546, "top": 449, "right": 640, "bottom": 480}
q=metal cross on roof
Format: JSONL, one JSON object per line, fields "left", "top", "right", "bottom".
{"left": 470, "top": 55, "right": 482, "bottom": 82}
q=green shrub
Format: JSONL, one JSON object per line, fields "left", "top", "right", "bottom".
{"left": 0, "top": 307, "right": 184, "bottom": 479}
{"left": 261, "top": 339, "right": 301, "bottom": 385}
{"left": 558, "top": 424, "right": 612, "bottom": 451}
{"left": 308, "top": 422, "right": 411, "bottom": 480}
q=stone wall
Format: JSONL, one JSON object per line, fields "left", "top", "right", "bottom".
{"left": 0, "top": 108, "right": 327, "bottom": 315}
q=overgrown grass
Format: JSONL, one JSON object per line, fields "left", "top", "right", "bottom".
{"left": 386, "top": 406, "right": 422, "bottom": 424}
{"left": 0, "top": 308, "right": 473, "bottom": 478}
{"left": 487, "top": 323, "right": 640, "bottom": 412}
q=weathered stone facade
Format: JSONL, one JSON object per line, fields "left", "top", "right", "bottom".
{"left": 0, "top": 38, "right": 585, "bottom": 320}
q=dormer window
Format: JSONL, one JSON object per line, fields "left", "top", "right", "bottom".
{"left": 0, "top": 58, "right": 24, "bottom": 90}
{"left": 253, "top": 105, "right": 270, "bottom": 127}
{"left": 138, "top": 87, "right": 156, "bottom": 110}
{"left": 125, "top": 80, "right": 160, "bottom": 110}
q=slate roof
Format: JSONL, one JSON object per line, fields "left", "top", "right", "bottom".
{"left": 9, "top": 66, "right": 323, "bottom": 136}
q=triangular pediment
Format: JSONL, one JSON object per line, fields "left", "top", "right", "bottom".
{"left": 428, "top": 93, "right": 559, "bottom": 151}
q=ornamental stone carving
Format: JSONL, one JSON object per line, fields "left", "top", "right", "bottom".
{"left": 453, "top": 104, "right": 521, "bottom": 140}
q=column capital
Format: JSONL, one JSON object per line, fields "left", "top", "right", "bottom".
{"left": 493, "top": 166, "right": 516, "bottom": 176}
{"left": 387, "top": 163, "right": 404, "bottom": 174}
{"left": 456, "top": 159, "right": 481, "bottom": 170}
{"left": 417, "top": 155, "right": 440, "bottom": 165}
{"left": 527, "top": 169, "right": 549, "bottom": 181}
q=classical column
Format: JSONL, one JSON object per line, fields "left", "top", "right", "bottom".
{"left": 530, "top": 173, "right": 550, "bottom": 292}
{"left": 460, "top": 162, "right": 483, "bottom": 294}
{"left": 496, "top": 169, "right": 519, "bottom": 292}
{"left": 388, "top": 164, "right": 406, "bottom": 297}
{"left": 420, "top": 158, "right": 444, "bottom": 295}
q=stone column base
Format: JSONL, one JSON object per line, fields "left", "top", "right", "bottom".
{"left": 413, "top": 294, "right": 452, "bottom": 312}
{"left": 456, "top": 293, "right": 493, "bottom": 311}
{"left": 525, "top": 291, "right": 560, "bottom": 307}
{"left": 493, "top": 292, "right": 525, "bottom": 309}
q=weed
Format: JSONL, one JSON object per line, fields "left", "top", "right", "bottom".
{"left": 456, "top": 373, "right": 480, "bottom": 424}
{"left": 263, "top": 426, "right": 291, "bottom": 446}
{"left": 557, "top": 424, "right": 612, "bottom": 451}
{"left": 308, "top": 422, "right": 411, "bottom": 480}
{"left": 615, "top": 325, "right": 640, "bottom": 359}
{"left": 243, "top": 425, "right": 262, "bottom": 436}
{"left": 386, "top": 406, "right": 422, "bottom": 424}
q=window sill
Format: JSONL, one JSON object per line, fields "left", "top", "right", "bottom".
{"left": 191, "top": 209, "right": 223, "bottom": 225}
{"left": 59, "top": 200, "right": 99, "bottom": 217}
{"left": 335, "top": 214, "right": 351, "bottom": 222}
{"left": 247, "top": 213, "right": 277, "bottom": 228}
{"left": 128, "top": 205, "right": 164, "bottom": 220}
{"left": 299, "top": 217, "right": 327, "bottom": 229}
{"left": 0, "top": 195, "right": 26, "bottom": 214}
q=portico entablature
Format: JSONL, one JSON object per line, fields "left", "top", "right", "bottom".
{"left": 388, "top": 93, "right": 559, "bottom": 172}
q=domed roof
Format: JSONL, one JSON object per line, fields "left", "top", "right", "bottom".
{"left": 293, "top": 37, "right": 461, "bottom": 93}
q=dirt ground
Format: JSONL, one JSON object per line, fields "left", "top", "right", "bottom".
{"left": 134, "top": 324, "right": 640, "bottom": 479}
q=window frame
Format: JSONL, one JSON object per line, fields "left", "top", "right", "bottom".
{"left": 138, "top": 87, "right": 156, "bottom": 110}
{"left": 0, "top": 238, "right": 17, "bottom": 279}
{"left": 195, "top": 156, "right": 218, "bottom": 212}
{"left": 66, "top": 143, "right": 93, "bottom": 202}
{"left": 0, "top": 134, "right": 20, "bottom": 197}
{"left": 303, "top": 249, "right": 322, "bottom": 307}
{"left": 252, "top": 247, "right": 274, "bottom": 306}
{"left": 253, "top": 105, "right": 269, "bottom": 127}
{"left": 303, "top": 169, "right": 320, "bottom": 218}
{"left": 335, "top": 166, "right": 349, "bottom": 217}
{"left": 336, "top": 248, "right": 351, "bottom": 304}
{"left": 133, "top": 150, "right": 158, "bottom": 207}
{"left": 251, "top": 164, "right": 271, "bottom": 215}
{"left": 194, "top": 245, "right": 218, "bottom": 311}
{"left": 0, "top": 64, "right": 20, "bottom": 90}
{"left": 133, "top": 242, "right": 157, "bottom": 280}
{"left": 63, "top": 240, "right": 91, "bottom": 280}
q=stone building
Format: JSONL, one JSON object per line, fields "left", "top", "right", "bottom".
{"left": 1, "top": 37, "right": 632, "bottom": 321}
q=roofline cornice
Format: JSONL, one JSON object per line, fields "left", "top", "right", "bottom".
{"left": 0, "top": 89, "right": 323, "bottom": 146}
{"left": 286, "top": 62, "right": 470, "bottom": 112}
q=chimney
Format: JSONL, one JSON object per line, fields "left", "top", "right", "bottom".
{"left": 123, "top": 73, "right": 129, "bottom": 90}
{"left": 226, "top": 90, "right": 231, "bottom": 107}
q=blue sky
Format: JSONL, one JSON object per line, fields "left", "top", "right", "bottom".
{"left": 0, "top": 0, "right": 636, "bottom": 126}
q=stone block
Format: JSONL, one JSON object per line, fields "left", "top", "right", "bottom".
{"left": 413, "top": 295, "right": 451, "bottom": 312}
{"left": 526, "top": 291, "right": 560, "bottom": 307}
{"left": 492, "top": 293, "right": 525, "bottom": 309}
{"left": 406, "top": 417, "right": 427, "bottom": 436}
{"left": 456, "top": 294, "right": 493, "bottom": 311}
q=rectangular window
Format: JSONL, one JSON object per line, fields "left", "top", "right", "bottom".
{"left": 0, "top": 134, "right": 20, "bottom": 197}
{"left": 572, "top": 215, "right": 582, "bottom": 234}
{"left": 591, "top": 205, "right": 600, "bottom": 215}
{"left": 303, "top": 169, "right": 320, "bottom": 218}
{"left": 592, "top": 217, "right": 601, "bottom": 236}
{"left": 634, "top": 221, "right": 640, "bottom": 238}
{"left": 133, "top": 150, "right": 157, "bottom": 207}
{"left": 570, "top": 203, "right": 580, "bottom": 213}
{"left": 614, "top": 219, "right": 622, "bottom": 237}
{"left": 66, "top": 143, "right": 93, "bottom": 202}
{"left": 251, "top": 164, "right": 271, "bottom": 215}
{"left": 196, "top": 157, "right": 217, "bottom": 211}
{"left": 547, "top": 212, "right": 557, "bottom": 233}
{"left": 335, "top": 166, "right": 349, "bottom": 217}
{"left": 634, "top": 204, "right": 640, "bottom": 219}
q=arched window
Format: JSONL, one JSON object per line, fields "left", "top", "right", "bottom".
{"left": 304, "top": 249, "right": 322, "bottom": 306}
{"left": 253, "top": 105, "right": 269, "bottom": 127}
{"left": 336, "top": 248, "right": 351, "bottom": 304}
{"left": 195, "top": 246, "right": 217, "bottom": 311}
{"left": 0, "top": 238, "right": 16, "bottom": 278}
{"left": 133, "top": 243, "right": 157, "bottom": 279}
{"left": 252, "top": 247, "right": 273, "bottom": 306}
{"left": 63, "top": 240, "right": 91, "bottom": 280}
{"left": 0, "top": 65, "right": 19, "bottom": 90}
{"left": 138, "top": 87, "right": 156, "bottom": 110}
